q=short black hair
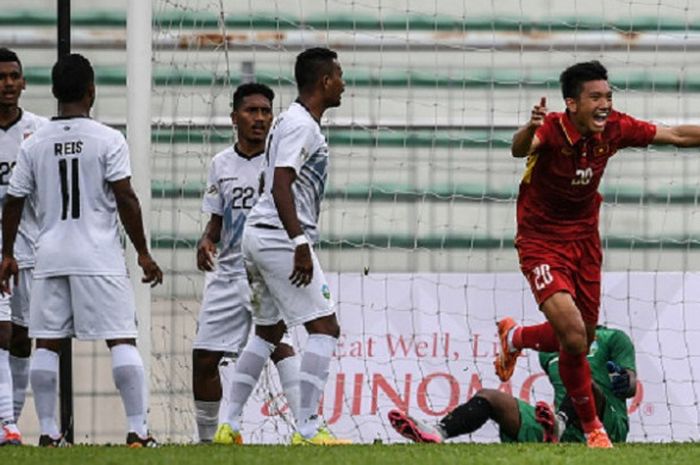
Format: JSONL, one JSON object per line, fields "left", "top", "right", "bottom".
{"left": 294, "top": 47, "right": 338, "bottom": 93}
{"left": 232, "top": 83, "right": 274, "bottom": 111}
{"left": 560, "top": 60, "right": 608, "bottom": 100}
{"left": 51, "top": 53, "right": 94, "bottom": 103}
{"left": 0, "top": 47, "right": 22, "bottom": 72}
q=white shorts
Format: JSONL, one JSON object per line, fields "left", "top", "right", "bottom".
{"left": 242, "top": 226, "right": 335, "bottom": 328}
{"left": 29, "top": 275, "right": 138, "bottom": 340}
{"left": 0, "top": 268, "right": 33, "bottom": 327}
{"left": 193, "top": 273, "right": 252, "bottom": 354}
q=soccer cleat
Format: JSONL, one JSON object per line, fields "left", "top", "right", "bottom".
{"left": 494, "top": 317, "right": 521, "bottom": 382}
{"left": 387, "top": 409, "right": 443, "bottom": 444}
{"left": 290, "top": 427, "right": 352, "bottom": 445}
{"left": 38, "top": 434, "right": 70, "bottom": 447}
{"left": 126, "top": 432, "right": 159, "bottom": 448}
{"left": 586, "top": 428, "right": 613, "bottom": 449}
{"left": 534, "top": 401, "right": 559, "bottom": 443}
{"left": 213, "top": 423, "right": 243, "bottom": 445}
{"left": 0, "top": 422, "right": 22, "bottom": 446}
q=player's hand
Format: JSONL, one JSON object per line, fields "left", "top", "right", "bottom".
{"left": 138, "top": 253, "right": 164, "bottom": 288}
{"left": 529, "top": 96, "right": 547, "bottom": 128}
{"left": 0, "top": 256, "right": 18, "bottom": 297}
{"left": 606, "top": 361, "right": 631, "bottom": 398}
{"left": 196, "top": 237, "right": 217, "bottom": 272}
{"left": 289, "top": 244, "right": 313, "bottom": 287}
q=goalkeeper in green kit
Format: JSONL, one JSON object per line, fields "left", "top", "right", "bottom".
{"left": 389, "top": 326, "right": 637, "bottom": 444}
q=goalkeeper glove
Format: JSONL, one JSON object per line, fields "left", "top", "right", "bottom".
{"left": 606, "top": 361, "right": 631, "bottom": 398}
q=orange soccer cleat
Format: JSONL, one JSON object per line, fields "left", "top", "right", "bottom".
{"left": 494, "top": 317, "right": 521, "bottom": 382}
{"left": 586, "top": 428, "right": 613, "bottom": 449}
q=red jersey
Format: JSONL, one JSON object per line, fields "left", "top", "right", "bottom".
{"left": 516, "top": 110, "right": 656, "bottom": 240}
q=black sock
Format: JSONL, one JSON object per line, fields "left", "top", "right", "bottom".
{"left": 438, "top": 395, "right": 493, "bottom": 439}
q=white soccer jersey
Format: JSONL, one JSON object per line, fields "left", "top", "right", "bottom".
{"left": 202, "top": 145, "right": 265, "bottom": 277}
{"left": 0, "top": 109, "right": 47, "bottom": 269}
{"left": 246, "top": 101, "right": 329, "bottom": 244}
{"left": 8, "top": 117, "right": 131, "bottom": 277}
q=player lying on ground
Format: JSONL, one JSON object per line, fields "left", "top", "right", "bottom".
{"left": 390, "top": 326, "right": 637, "bottom": 444}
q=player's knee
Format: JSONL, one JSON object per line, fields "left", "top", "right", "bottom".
{"left": 192, "top": 349, "right": 221, "bottom": 376}
{"left": 0, "top": 323, "right": 11, "bottom": 350}
{"left": 10, "top": 333, "right": 31, "bottom": 357}
{"left": 559, "top": 330, "right": 587, "bottom": 354}
{"left": 304, "top": 315, "right": 340, "bottom": 338}
{"left": 270, "top": 342, "right": 295, "bottom": 363}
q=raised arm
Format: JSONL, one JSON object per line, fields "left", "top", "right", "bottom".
{"left": 110, "top": 177, "right": 163, "bottom": 287}
{"left": 653, "top": 125, "right": 700, "bottom": 148}
{"left": 272, "top": 166, "right": 312, "bottom": 287}
{"left": 512, "top": 96, "right": 547, "bottom": 158}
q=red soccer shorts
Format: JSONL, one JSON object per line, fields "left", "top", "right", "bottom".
{"left": 515, "top": 234, "right": 602, "bottom": 324}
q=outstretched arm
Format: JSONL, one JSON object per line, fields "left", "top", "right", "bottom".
{"left": 653, "top": 125, "right": 700, "bottom": 147}
{"left": 512, "top": 96, "right": 547, "bottom": 158}
{"left": 110, "top": 177, "right": 163, "bottom": 287}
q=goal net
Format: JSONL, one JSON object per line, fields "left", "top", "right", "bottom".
{"left": 8, "top": 0, "right": 700, "bottom": 443}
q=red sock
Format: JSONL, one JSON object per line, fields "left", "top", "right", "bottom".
{"left": 513, "top": 322, "right": 560, "bottom": 352}
{"left": 558, "top": 350, "right": 602, "bottom": 433}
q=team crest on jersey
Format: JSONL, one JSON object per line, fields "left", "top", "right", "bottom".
{"left": 321, "top": 283, "right": 331, "bottom": 300}
{"left": 588, "top": 340, "right": 599, "bottom": 357}
{"left": 594, "top": 144, "right": 610, "bottom": 157}
{"left": 300, "top": 147, "right": 310, "bottom": 162}
{"left": 23, "top": 131, "right": 33, "bottom": 140}
{"left": 206, "top": 184, "right": 219, "bottom": 195}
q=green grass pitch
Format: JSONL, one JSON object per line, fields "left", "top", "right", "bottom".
{"left": 2, "top": 443, "right": 700, "bottom": 465}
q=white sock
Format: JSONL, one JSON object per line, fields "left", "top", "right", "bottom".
{"left": 0, "top": 349, "right": 14, "bottom": 423}
{"left": 9, "top": 355, "right": 30, "bottom": 422}
{"left": 298, "top": 334, "right": 337, "bottom": 438}
{"left": 111, "top": 344, "right": 147, "bottom": 437}
{"left": 194, "top": 400, "right": 219, "bottom": 442}
{"left": 30, "top": 348, "right": 59, "bottom": 436}
{"left": 506, "top": 326, "right": 519, "bottom": 352}
{"left": 224, "top": 335, "right": 275, "bottom": 430}
{"left": 275, "top": 355, "right": 300, "bottom": 424}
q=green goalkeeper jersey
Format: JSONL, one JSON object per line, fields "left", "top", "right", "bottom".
{"left": 538, "top": 326, "right": 636, "bottom": 424}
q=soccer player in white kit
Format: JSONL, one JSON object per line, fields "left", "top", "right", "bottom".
{"left": 215, "top": 47, "right": 349, "bottom": 446}
{"left": 0, "top": 54, "right": 163, "bottom": 447}
{"left": 0, "top": 48, "right": 47, "bottom": 446}
{"left": 193, "top": 83, "right": 299, "bottom": 443}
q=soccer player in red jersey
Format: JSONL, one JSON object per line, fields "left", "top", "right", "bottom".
{"left": 495, "top": 60, "right": 700, "bottom": 448}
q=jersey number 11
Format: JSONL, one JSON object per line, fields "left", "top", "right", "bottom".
{"left": 58, "top": 158, "right": 80, "bottom": 220}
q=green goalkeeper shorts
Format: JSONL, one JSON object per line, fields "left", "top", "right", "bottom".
{"left": 499, "top": 399, "right": 544, "bottom": 443}
{"left": 560, "top": 398, "right": 629, "bottom": 443}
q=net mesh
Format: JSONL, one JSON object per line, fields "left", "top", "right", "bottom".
{"left": 8, "top": 0, "right": 700, "bottom": 443}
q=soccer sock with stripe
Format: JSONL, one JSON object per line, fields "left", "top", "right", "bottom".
{"left": 111, "top": 344, "right": 148, "bottom": 437}
{"left": 513, "top": 322, "right": 560, "bottom": 352}
{"left": 30, "top": 348, "right": 60, "bottom": 437}
{"left": 438, "top": 395, "right": 492, "bottom": 438}
{"left": 224, "top": 335, "right": 275, "bottom": 431}
{"left": 9, "top": 355, "right": 30, "bottom": 421}
{"left": 298, "top": 334, "right": 337, "bottom": 438}
{"left": 275, "top": 354, "right": 300, "bottom": 424}
{"left": 558, "top": 350, "right": 602, "bottom": 433}
{"left": 194, "top": 400, "right": 219, "bottom": 442}
{"left": 0, "top": 349, "right": 14, "bottom": 424}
